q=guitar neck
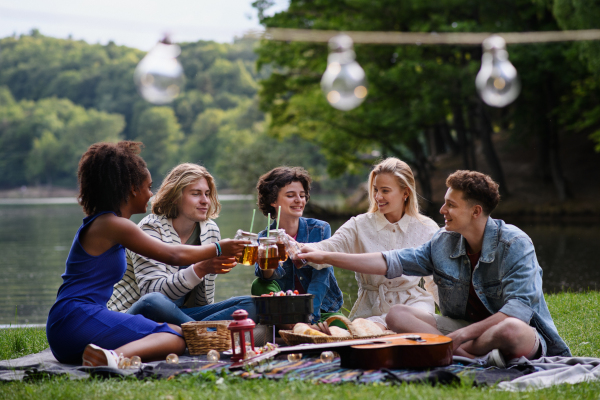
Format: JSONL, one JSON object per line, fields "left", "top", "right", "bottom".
{"left": 229, "top": 337, "right": 389, "bottom": 370}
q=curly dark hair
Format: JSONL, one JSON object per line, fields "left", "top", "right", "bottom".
{"left": 256, "top": 167, "right": 312, "bottom": 217}
{"left": 78, "top": 141, "right": 148, "bottom": 216}
{"left": 446, "top": 170, "right": 500, "bottom": 215}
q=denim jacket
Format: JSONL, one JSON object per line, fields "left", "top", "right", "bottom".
{"left": 383, "top": 217, "right": 571, "bottom": 357}
{"left": 255, "top": 217, "right": 343, "bottom": 321}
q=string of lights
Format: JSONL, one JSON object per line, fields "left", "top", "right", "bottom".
{"left": 133, "top": 28, "right": 600, "bottom": 110}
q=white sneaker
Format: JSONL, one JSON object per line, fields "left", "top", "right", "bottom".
{"left": 486, "top": 349, "right": 506, "bottom": 368}
{"left": 82, "top": 344, "right": 120, "bottom": 368}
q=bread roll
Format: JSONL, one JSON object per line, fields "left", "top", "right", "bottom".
{"left": 292, "top": 322, "right": 328, "bottom": 336}
{"left": 351, "top": 318, "right": 383, "bottom": 337}
{"left": 293, "top": 323, "right": 310, "bottom": 334}
{"left": 329, "top": 326, "right": 352, "bottom": 337}
{"left": 303, "top": 328, "right": 328, "bottom": 336}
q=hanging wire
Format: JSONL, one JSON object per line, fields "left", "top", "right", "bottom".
{"left": 245, "top": 28, "right": 600, "bottom": 45}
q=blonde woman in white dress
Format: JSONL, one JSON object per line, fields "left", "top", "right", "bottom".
{"left": 307, "top": 158, "right": 440, "bottom": 330}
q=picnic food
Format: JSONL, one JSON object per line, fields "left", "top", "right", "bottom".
{"left": 293, "top": 323, "right": 328, "bottom": 336}
{"left": 329, "top": 326, "right": 352, "bottom": 337}
{"left": 260, "top": 290, "right": 300, "bottom": 297}
{"left": 292, "top": 317, "right": 383, "bottom": 338}
{"left": 351, "top": 318, "right": 384, "bottom": 336}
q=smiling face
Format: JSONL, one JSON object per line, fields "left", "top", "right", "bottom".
{"left": 131, "top": 170, "right": 153, "bottom": 214}
{"left": 373, "top": 173, "right": 408, "bottom": 223}
{"left": 439, "top": 187, "right": 477, "bottom": 234}
{"left": 177, "top": 178, "right": 211, "bottom": 223}
{"left": 271, "top": 181, "right": 307, "bottom": 220}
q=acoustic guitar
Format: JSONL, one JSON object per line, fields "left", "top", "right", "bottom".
{"left": 230, "top": 333, "right": 453, "bottom": 370}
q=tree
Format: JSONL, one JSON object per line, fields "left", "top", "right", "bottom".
{"left": 252, "top": 0, "right": 596, "bottom": 206}
{"left": 134, "top": 107, "right": 184, "bottom": 181}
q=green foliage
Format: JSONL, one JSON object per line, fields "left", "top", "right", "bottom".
{"left": 0, "top": 33, "right": 342, "bottom": 191}
{"left": 253, "top": 0, "right": 600, "bottom": 199}
{"left": 0, "top": 86, "right": 124, "bottom": 187}
{"left": 135, "top": 107, "right": 184, "bottom": 181}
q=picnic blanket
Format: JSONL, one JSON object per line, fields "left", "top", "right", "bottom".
{"left": 1, "top": 348, "right": 598, "bottom": 390}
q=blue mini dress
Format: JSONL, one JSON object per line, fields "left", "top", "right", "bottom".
{"left": 46, "top": 212, "right": 181, "bottom": 364}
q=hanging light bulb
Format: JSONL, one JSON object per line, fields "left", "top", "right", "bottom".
{"left": 321, "top": 34, "right": 368, "bottom": 111}
{"left": 475, "top": 35, "right": 520, "bottom": 108}
{"left": 134, "top": 36, "right": 185, "bottom": 104}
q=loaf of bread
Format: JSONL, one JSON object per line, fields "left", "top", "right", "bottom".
{"left": 329, "top": 326, "right": 352, "bottom": 337}
{"left": 351, "top": 318, "right": 383, "bottom": 336}
{"left": 293, "top": 323, "right": 328, "bottom": 336}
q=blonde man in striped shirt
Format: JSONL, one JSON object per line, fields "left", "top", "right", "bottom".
{"left": 108, "top": 163, "right": 256, "bottom": 324}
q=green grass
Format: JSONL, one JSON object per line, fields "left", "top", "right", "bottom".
{"left": 1, "top": 291, "right": 599, "bottom": 399}
{"left": 0, "top": 327, "right": 48, "bottom": 361}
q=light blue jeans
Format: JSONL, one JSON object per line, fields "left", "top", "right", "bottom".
{"left": 126, "top": 292, "right": 257, "bottom": 326}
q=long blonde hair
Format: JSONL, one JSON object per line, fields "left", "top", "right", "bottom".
{"left": 152, "top": 163, "right": 221, "bottom": 219}
{"left": 367, "top": 157, "right": 421, "bottom": 218}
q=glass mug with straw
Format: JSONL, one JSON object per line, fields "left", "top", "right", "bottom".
{"left": 257, "top": 237, "right": 279, "bottom": 270}
{"left": 268, "top": 229, "right": 288, "bottom": 264}
{"left": 233, "top": 229, "right": 258, "bottom": 265}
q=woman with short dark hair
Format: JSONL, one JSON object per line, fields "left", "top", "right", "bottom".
{"left": 46, "top": 142, "right": 247, "bottom": 367}
{"left": 252, "top": 166, "right": 344, "bottom": 325}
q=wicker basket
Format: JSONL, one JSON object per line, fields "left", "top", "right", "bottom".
{"left": 181, "top": 320, "right": 232, "bottom": 355}
{"left": 279, "top": 315, "right": 395, "bottom": 346}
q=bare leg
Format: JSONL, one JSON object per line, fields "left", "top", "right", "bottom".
{"left": 460, "top": 318, "right": 537, "bottom": 359}
{"left": 385, "top": 304, "right": 440, "bottom": 334}
{"left": 114, "top": 324, "right": 186, "bottom": 362}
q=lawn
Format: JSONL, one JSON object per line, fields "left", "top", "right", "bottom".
{"left": 1, "top": 291, "right": 599, "bottom": 399}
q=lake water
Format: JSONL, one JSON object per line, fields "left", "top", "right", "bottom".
{"left": 1, "top": 200, "right": 598, "bottom": 325}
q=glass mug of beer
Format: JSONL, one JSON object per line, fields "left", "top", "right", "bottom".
{"left": 268, "top": 229, "right": 288, "bottom": 263}
{"left": 284, "top": 236, "right": 308, "bottom": 269}
{"left": 233, "top": 230, "right": 258, "bottom": 265}
{"left": 258, "top": 237, "right": 279, "bottom": 270}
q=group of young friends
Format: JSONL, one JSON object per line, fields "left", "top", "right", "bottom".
{"left": 46, "top": 140, "right": 571, "bottom": 369}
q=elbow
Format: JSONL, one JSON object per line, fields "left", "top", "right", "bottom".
{"left": 163, "top": 249, "right": 183, "bottom": 266}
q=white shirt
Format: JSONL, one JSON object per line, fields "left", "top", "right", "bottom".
{"left": 310, "top": 211, "right": 440, "bottom": 328}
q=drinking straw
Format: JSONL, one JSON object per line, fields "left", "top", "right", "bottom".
{"left": 249, "top": 209, "right": 256, "bottom": 233}
{"left": 275, "top": 206, "right": 281, "bottom": 230}
{"left": 267, "top": 213, "right": 270, "bottom": 238}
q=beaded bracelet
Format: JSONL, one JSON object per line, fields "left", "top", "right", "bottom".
{"left": 214, "top": 242, "right": 222, "bottom": 256}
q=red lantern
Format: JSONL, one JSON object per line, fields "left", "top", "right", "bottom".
{"left": 228, "top": 309, "right": 256, "bottom": 362}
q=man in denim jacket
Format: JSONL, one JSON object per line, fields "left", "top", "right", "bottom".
{"left": 300, "top": 171, "right": 570, "bottom": 361}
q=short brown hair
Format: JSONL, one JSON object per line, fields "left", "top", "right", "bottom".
{"left": 446, "top": 170, "right": 500, "bottom": 215}
{"left": 77, "top": 141, "right": 148, "bottom": 217}
{"left": 152, "top": 163, "right": 220, "bottom": 219}
{"left": 256, "top": 167, "right": 311, "bottom": 217}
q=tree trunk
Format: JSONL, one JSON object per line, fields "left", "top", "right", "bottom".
{"left": 543, "top": 77, "right": 570, "bottom": 201}
{"left": 475, "top": 100, "right": 510, "bottom": 197}
{"left": 453, "top": 102, "right": 476, "bottom": 170}
{"left": 440, "top": 121, "right": 459, "bottom": 155}
{"left": 409, "top": 138, "right": 436, "bottom": 218}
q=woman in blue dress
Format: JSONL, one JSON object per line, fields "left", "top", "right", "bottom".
{"left": 46, "top": 141, "right": 247, "bottom": 367}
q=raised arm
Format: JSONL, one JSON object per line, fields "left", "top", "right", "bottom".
{"left": 105, "top": 214, "right": 248, "bottom": 265}
{"left": 131, "top": 218, "right": 234, "bottom": 300}
{"left": 298, "top": 247, "right": 388, "bottom": 275}
{"left": 308, "top": 218, "right": 358, "bottom": 270}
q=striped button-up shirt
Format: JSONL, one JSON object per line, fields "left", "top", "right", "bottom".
{"left": 107, "top": 214, "right": 219, "bottom": 312}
